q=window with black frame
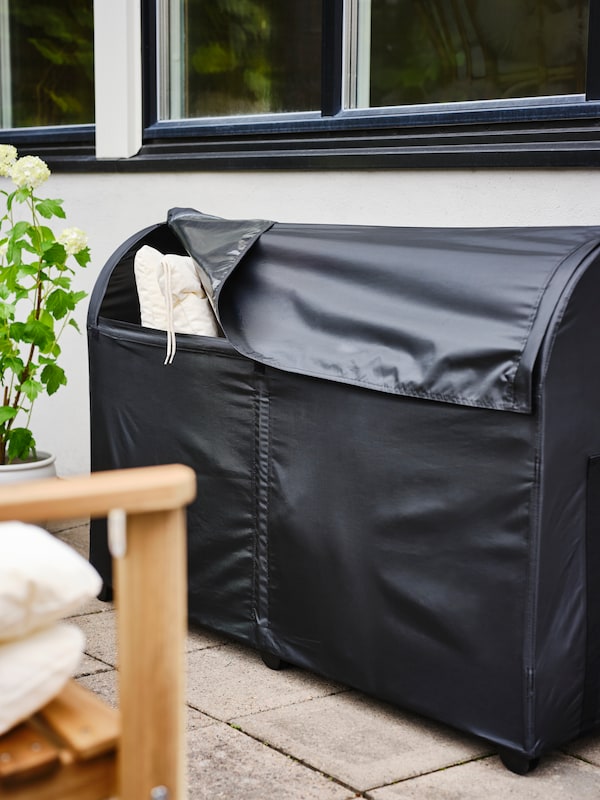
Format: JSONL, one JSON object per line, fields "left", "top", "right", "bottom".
{"left": 159, "top": 0, "right": 321, "bottom": 119}
{"left": 367, "top": 0, "right": 588, "bottom": 108}
{"left": 0, "top": 0, "right": 94, "bottom": 130}
{"left": 140, "top": 0, "right": 599, "bottom": 168}
{"left": 155, "top": 0, "right": 589, "bottom": 121}
{"left": 1, "top": 0, "right": 599, "bottom": 167}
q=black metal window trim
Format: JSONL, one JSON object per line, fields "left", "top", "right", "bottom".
{"left": 3, "top": 0, "right": 600, "bottom": 170}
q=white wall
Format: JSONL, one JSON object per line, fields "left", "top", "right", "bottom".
{"left": 35, "top": 167, "right": 600, "bottom": 475}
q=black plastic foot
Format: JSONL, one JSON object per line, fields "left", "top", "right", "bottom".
{"left": 260, "top": 651, "right": 288, "bottom": 671}
{"left": 499, "top": 749, "right": 540, "bottom": 775}
{"left": 97, "top": 584, "right": 114, "bottom": 603}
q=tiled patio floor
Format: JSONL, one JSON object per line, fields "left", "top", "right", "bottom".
{"left": 57, "top": 521, "right": 600, "bottom": 800}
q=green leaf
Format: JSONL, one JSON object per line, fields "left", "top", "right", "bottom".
{"left": 47, "top": 288, "right": 87, "bottom": 320}
{"left": 0, "top": 406, "right": 18, "bottom": 425}
{"left": 8, "top": 321, "right": 27, "bottom": 342}
{"left": 17, "top": 262, "right": 41, "bottom": 277}
{"left": 68, "top": 318, "right": 81, "bottom": 333}
{"left": 0, "top": 300, "right": 15, "bottom": 321}
{"left": 0, "top": 355, "right": 24, "bottom": 374}
{"left": 42, "top": 242, "right": 67, "bottom": 266}
{"left": 35, "top": 198, "right": 66, "bottom": 219}
{"left": 41, "top": 363, "right": 67, "bottom": 395}
{"left": 51, "top": 277, "right": 72, "bottom": 289}
{"left": 10, "top": 221, "right": 31, "bottom": 240}
{"left": 19, "top": 378, "right": 43, "bottom": 402}
{"left": 6, "top": 427, "right": 35, "bottom": 463}
{"left": 46, "top": 288, "right": 72, "bottom": 319}
{"left": 74, "top": 247, "right": 90, "bottom": 267}
{"left": 6, "top": 242, "right": 22, "bottom": 267}
{"left": 12, "top": 318, "right": 56, "bottom": 352}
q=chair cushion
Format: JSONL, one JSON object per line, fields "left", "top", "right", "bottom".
{"left": 0, "top": 623, "right": 85, "bottom": 735}
{"left": 0, "top": 522, "right": 101, "bottom": 641}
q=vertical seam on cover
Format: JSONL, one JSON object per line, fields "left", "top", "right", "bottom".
{"left": 523, "top": 418, "right": 543, "bottom": 754}
{"left": 259, "top": 387, "right": 271, "bottom": 626}
{"left": 253, "top": 365, "right": 272, "bottom": 646}
{"left": 251, "top": 380, "right": 260, "bottom": 629}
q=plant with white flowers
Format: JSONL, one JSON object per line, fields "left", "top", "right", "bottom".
{"left": 0, "top": 144, "right": 90, "bottom": 464}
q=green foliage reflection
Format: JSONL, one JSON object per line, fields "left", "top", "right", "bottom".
{"left": 370, "top": 0, "right": 588, "bottom": 107}
{"left": 182, "top": 0, "right": 321, "bottom": 118}
{"left": 8, "top": 1, "right": 94, "bottom": 127}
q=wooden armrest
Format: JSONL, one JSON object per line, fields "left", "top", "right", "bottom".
{"left": 0, "top": 464, "right": 196, "bottom": 523}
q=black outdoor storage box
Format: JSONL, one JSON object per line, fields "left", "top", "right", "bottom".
{"left": 88, "top": 208, "right": 600, "bottom": 771}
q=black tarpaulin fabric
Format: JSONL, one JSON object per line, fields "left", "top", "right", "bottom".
{"left": 88, "top": 212, "right": 600, "bottom": 769}
{"left": 169, "top": 208, "right": 600, "bottom": 413}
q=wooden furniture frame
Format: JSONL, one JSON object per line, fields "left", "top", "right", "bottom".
{"left": 0, "top": 464, "right": 196, "bottom": 800}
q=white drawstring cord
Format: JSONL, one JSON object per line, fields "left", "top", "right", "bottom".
{"left": 163, "top": 260, "right": 176, "bottom": 365}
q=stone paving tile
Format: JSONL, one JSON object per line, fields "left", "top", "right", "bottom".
{"left": 72, "top": 611, "right": 226, "bottom": 669}
{"left": 562, "top": 731, "right": 600, "bottom": 767}
{"left": 78, "top": 669, "right": 118, "bottom": 708}
{"left": 74, "top": 610, "right": 117, "bottom": 667}
{"left": 75, "top": 651, "right": 114, "bottom": 678}
{"left": 71, "top": 595, "right": 113, "bottom": 617}
{"left": 187, "top": 706, "right": 220, "bottom": 731}
{"left": 76, "top": 670, "right": 217, "bottom": 732}
{"left": 186, "top": 624, "right": 230, "bottom": 652}
{"left": 368, "top": 753, "right": 600, "bottom": 799}
{"left": 186, "top": 643, "right": 345, "bottom": 721}
{"left": 188, "top": 720, "right": 357, "bottom": 800}
{"left": 47, "top": 518, "right": 89, "bottom": 537}
{"left": 53, "top": 521, "right": 90, "bottom": 558}
{"left": 232, "top": 690, "right": 491, "bottom": 792}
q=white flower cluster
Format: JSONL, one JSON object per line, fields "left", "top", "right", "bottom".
{"left": 9, "top": 155, "right": 51, "bottom": 190}
{"left": 58, "top": 227, "right": 88, "bottom": 256}
{"left": 0, "top": 144, "right": 17, "bottom": 177}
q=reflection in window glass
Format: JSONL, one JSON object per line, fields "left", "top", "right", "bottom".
{"left": 366, "top": 0, "right": 588, "bottom": 109}
{"left": 163, "top": 0, "right": 322, "bottom": 120}
{"left": 1, "top": 1, "right": 94, "bottom": 129}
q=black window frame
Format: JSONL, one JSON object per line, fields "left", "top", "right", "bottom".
{"left": 3, "top": 0, "right": 600, "bottom": 170}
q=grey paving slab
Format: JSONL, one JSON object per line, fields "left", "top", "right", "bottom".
{"left": 187, "top": 720, "right": 356, "bottom": 800}
{"left": 53, "top": 521, "right": 90, "bottom": 557}
{"left": 76, "top": 671, "right": 217, "bottom": 731}
{"left": 187, "top": 706, "right": 220, "bottom": 731}
{"left": 71, "top": 595, "right": 113, "bottom": 616}
{"left": 75, "top": 610, "right": 117, "bottom": 666}
{"left": 73, "top": 610, "right": 226, "bottom": 667}
{"left": 369, "top": 753, "right": 600, "bottom": 799}
{"left": 186, "top": 643, "right": 345, "bottom": 721}
{"left": 232, "top": 690, "right": 491, "bottom": 792}
{"left": 75, "top": 651, "right": 115, "bottom": 678}
{"left": 48, "top": 517, "right": 89, "bottom": 535}
{"left": 186, "top": 625, "right": 230, "bottom": 652}
{"left": 563, "top": 731, "right": 600, "bottom": 767}
{"left": 78, "top": 669, "right": 118, "bottom": 708}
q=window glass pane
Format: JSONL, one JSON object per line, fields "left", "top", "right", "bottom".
{"left": 0, "top": 0, "right": 94, "bottom": 129}
{"left": 364, "top": 0, "right": 588, "bottom": 109}
{"left": 162, "top": 0, "right": 322, "bottom": 120}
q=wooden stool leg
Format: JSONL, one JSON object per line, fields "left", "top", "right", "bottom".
{"left": 114, "top": 508, "right": 187, "bottom": 800}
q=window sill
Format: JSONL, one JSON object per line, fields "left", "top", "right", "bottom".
{"left": 4, "top": 109, "right": 600, "bottom": 171}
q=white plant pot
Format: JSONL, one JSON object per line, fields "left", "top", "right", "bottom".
{"left": 0, "top": 451, "right": 57, "bottom": 485}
